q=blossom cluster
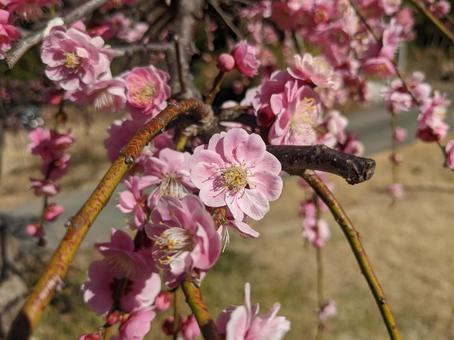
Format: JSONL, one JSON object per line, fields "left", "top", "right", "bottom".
{"left": 26, "top": 127, "right": 74, "bottom": 243}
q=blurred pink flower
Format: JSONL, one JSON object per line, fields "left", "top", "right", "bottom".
{"left": 0, "top": 0, "right": 58, "bottom": 21}
{"left": 41, "top": 26, "right": 112, "bottom": 91}
{"left": 288, "top": 53, "right": 339, "bottom": 89}
{"left": 231, "top": 41, "right": 260, "bottom": 77}
{"left": 0, "top": 9, "right": 20, "bottom": 59}
{"left": 181, "top": 315, "right": 200, "bottom": 340}
{"left": 302, "top": 218, "right": 330, "bottom": 248}
{"left": 362, "top": 57, "right": 395, "bottom": 77}
{"left": 30, "top": 178, "right": 59, "bottom": 196}
{"left": 190, "top": 128, "right": 283, "bottom": 221}
{"left": 124, "top": 66, "right": 171, "bottom": 117}
{"left": 145, "top": 195, "right": 221, "bottom": 286}
{"left": 393, "top": 127, "right": 407, "bottom": 143}
{"left": 417, "top": 92, "right": 450, "bottom": 142}
{"left": 445, "top": 140, "right": 454, "bottom": 169}
{"left": 154, "top": 291, "right": 172, "bottom": 311}
{"left": 388, "top": 183, "right": 404, "bottom": 199}
{"left": 116, "top": 308, "right": 155, "bottom": 340}
{"left": 318, "top": 300, "right": 337, "bottom": 322}
{"left": 217, "top": 283, "right": 291, "bottom": 340}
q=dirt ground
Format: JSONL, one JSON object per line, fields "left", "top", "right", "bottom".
{"left": 1, "top": 114, "right": 454, "bottom": 340}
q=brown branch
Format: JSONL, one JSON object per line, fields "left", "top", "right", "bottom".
{"left": 408, "top": 0, "right": 454, "bottom": 44}
{"left": 113, "top": 42, "right": 173, "bottom": 57}
{"left": 181, "top": 279, "right": 221, "bottom": 340}
{"left": 301, "top": 171, "right": 401, "bottom": 340}
{"left": 267, "top": 145, "right": 376, "bottom": 185}
{"left": 6, "top": 99, "right": 211, "bottom": 340}
{"left": 2, "top": 0, "right": 108, "bottom": 70}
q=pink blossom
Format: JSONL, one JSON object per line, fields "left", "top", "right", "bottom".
{"left": 231, "top": 41, "right": 260, "bottom": 77}
{"left": 389, "top": 153, "right": 403, "bottom": 165}
{"left": 318, "top": 300, "right": 337, "bottom": 322}
{"left": 217, "top": 53, "right": 235, "bottom": 72}
{"left": 362, "top": 57, "right": 395, "bottom": 77}
{"left": 407, "top": 72, "right": 431, "bottom": 103}
{"left": 117, "top": 308, "right": 155, "bottom": 340}
{"left": 0, "top": 9, "right": 20, "bottom": 59}
{"left": 302, "top": 218, "right": 330, "bottom": 248}
{"left": 155, "top": 291, "right": 172, "bottom": 311}
{"left": 388, "top": 183, "right": 404, "bottom": 199}
{"left": 79, "top": 333, "right": 100, "bottom": 340}
{"left": 268, "top": 81, "right": 321, "bottom": 146}
{"left": 41, "top": 26, "right": 112, "bottom": 91}
{"left": 382, "top": 0, "right": 402, "bottom": 15}
{"left": 98, "top": 13, "right": 148, "bottom": 43}
{"left": 217, "top": 283, "right": 291, "bottom": 340}
{"left": 26, "top": 223, "right": 42, "bottom": 238}
{"left": 145, "top": 195, "right": 221, "bottom": 286}
{"left": 417, "top": 92, "right": 450, "bottom": 142}
{"left": 320, "top": 110, "right": 348, "bottom": 145}
{"left": 445, "top": 140, "right": 454, "bottom": 169}
{"left": 381, "top": 80, "right": 413, "bottom": 114}
{"left": 190, "top": 128, "right": 283, "bottom": 221}
{"left": 82, "top": 231, "right": 161, "bottom": 315}
{"left": 104, "top": 117, "right": 174, "bottom": 161}
{"left": 43, "top": 203, "right": 64, "bottom": 222}
{"left": 181, "top": 315, "right": 200, "bottom": 340}
{"left": 30, "top": 178, "right": 59, "bottom": 196}
{"left": 117, "top": 176, "right": 154, "bottom": 228}
{"left": 124, "top": 66, "right": 171, "bottom": 117}
{"left": 339, "top": 133, "right": 365, "bottom": 156}
{"left": 288, "top": 53, "right": 339, "bottom": 89}
{"left": 142, "top": 148, "right": 194, "bottom": 208}
{"left": 393, "top": 127, "right": 407, "bottom": 143}
{"left": 0, "top": 0, "right": 58, "bottom": 21}
{"left": 67, "top": 78, "right": 127, "bottom": 113}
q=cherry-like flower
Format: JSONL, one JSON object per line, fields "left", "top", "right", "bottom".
{"left": 41, "top": 26, "right": 112, "bottom": 91}
{"left": 445, "top": 140, "right": 454, "bottom": 169}
{"left": 190, "top": 128, "right": 283, "bottom": 221}
{"left": 288, "top": 53, "right": 339, "bottom": 89}
{"left": 145, "top": 195, "right": 221, "bottom": 287}
{"left": 124, "top": 66, "right": 171, "bottom": 117}
{"left": 217, "top": 283, "right": 291, "bottom": 340}
{"left": 231, "top": 41, "right": 260, "bottom": 77}
{"left": 0, "top": 0, "right": 58, "bottom": 21}
{"left": 116, "top": 308, "right": 155, "bottom": 340}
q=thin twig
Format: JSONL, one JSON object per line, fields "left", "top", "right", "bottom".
{"left": 267, "top": 145, "right": 376, "bottom": 185}
{"left": 2, "top": 0, "right": 108, "bottom": 70}
{"left": 181, "top": 279, "right": 221, "bottom": 340}
{"left": 7, "top": 99, "right": 211, "bottom": 340}
{"left": 408, "top": 0, "right": 454, "bottom": 44}
{"left": 302, "top": 171, "right": 402, "bottom": 340}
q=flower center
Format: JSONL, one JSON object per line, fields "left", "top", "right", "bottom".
{"left": 159, "top": 175, "right": 187, "bottom": 198}
{"left": 153, "top": 227, "right": 194, "bottom": 266}
{"left": 221, "top": 165, "right": 248, "bottom": 192}
{"left": 134, "top": 84, "right": 155, "bottom": 104}
{"left": 64, "top": 52, "right": 81, "bottom": 69}
{"left": 291, "top": 97, "right": 318, "bottom": 133}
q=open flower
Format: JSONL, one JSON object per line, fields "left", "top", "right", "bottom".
{"left": 145, "top": 195, "right": 221, "bottom": 287}
{"left": 117, "top": 308, "right": 155, "bottom": 340}
{"left": 217, "top": 283, "right": 291, "bottom": 340}
{"left": 0, "top": 0, "right": 58, "bottom": 21}
{"left": 231, "top": 41, "right": 260, "bottom": 77}
{"left": 124, "top": 66, "right": 171, "bottom": 117}
{"left": 288, "top": 53, "right": 339, "bottom": 89}
{"left": 190, "top": 128, "right": 283, "bottom": 221}
{"left": 41, "top": 26, "right": 112, "bottom": 91}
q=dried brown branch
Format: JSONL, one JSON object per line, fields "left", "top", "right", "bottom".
{"left": 267, "top": 145, "right": 376, "bottom": 184}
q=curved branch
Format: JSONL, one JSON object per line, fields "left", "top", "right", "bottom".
{"left": 7, "top": 99, "right": 210, "bottom": 340}
{"left": 301, "top": 171, "right": 401, "bottom": 340}
{"left": 181, "top": 279, "right": 221, "bottom": 340}
{"left": 2, "top": 0, "right": 108, "bottom": 70}
{"left": 267, "top": 145, "right": 376, "bottom": 184}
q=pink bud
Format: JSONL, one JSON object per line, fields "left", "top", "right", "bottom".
{"left": 389, "top": 153, "right": 403, "bottom": 165}
{"left": 217, "top": 53, "right": 235, "bottom": 72}
{"left": 26, "top": 224, "right": 39, "bottom": 237}
{"left": 257, "top": 107, "right": 275, "bottom": 128}
{"left": 161, "top": 316, "right": 176, "bottom": 335}
{"left": 106, "top": 311, "right": 121, "bottom": 325}
{"left": 393, "top": 127, "right": 407, "bottom": 143}
{"left": 43, "top": 203, "right": 64, "bottom": 222}
{"left": 155, "top": 291, "right": 172, "bottom": 311}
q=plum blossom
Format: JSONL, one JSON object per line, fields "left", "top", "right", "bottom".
{"left": 445, "top": 140, "right": 454, "bottom": 169}
{"left": 388, "top": 183, "right": 404, "bottom": 199}
{"left": 190, "top": 128, "right": 283, "bottom": 221}
{"left": 41, "top": 26, "right": 112, "bottom": 91}
{"left": 0, "top": 9, "right": 20, "bottom": 59}
{"left": 416, "top": 92, "right": 450, "bottom": 142}
{"left": 117, "top": 176, "right": 154, "bottom": 228}
{"left": 181, "top": 315, "right": 201, "bottom": 340}
{"left": 217, "top": 283, "right": 291, "bottom": 340}
{"left": 217, "top": 53, "right": 236, "bottom": 72}
{"left": 67, "top": 78, "right": 127, "bottom": 113}
{"left": 318, "top": 300, "right": 337, "bottom": 322}
{"left": 155, "top": 291, "right": 172, "bottom": 311}
{"left": 288, "top": 53, "right": 339, "bottom": 89}
{"left": 43, "top": 203, "right": 64, "bottom": 222}
{"left": 142, "top": 148, "right": 194, "bottom": 208}
{"left": 303, "top": 219, "right": 330, "bottom": 248}
{"left": 145, "top": 195, "right": 221, "bottom": 286}
{"left": 0, "top": 0, "right": 58, "bottom": 21}
{"left": 116, "top": 308, "right": 155, "bottom": 340}
{"left": 82, "top": 230, "right": 161, "bottom": 315}
{"left": 268, "top": 81, "right": 321, "bottom": 145}
{"left": 124, "top": 66, "right": 171, "bottom": 117}
{"left": 393, "top": 127, "right": 407, "bottom": 143}
{"left": 231, "top": 41, "right": 260, "bottom": 77}
{"left": 30, "top": 178, "right": 58, "bottom": 196}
